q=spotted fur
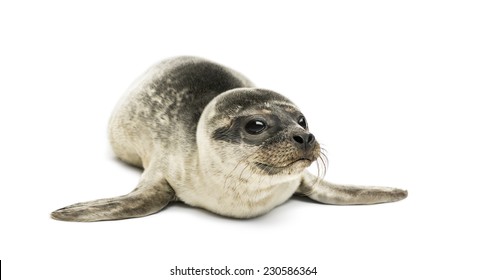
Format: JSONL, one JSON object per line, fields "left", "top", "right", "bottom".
{"left": 51, "top": 56, "right": 407, "bottom": 222}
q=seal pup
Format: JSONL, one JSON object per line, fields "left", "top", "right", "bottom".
{"left": 51, "top": 56, "right": 407, "bottom": 222}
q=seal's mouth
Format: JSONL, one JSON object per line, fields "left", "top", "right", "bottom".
{"left": 255, "top": 158, "right": 314, "bottom": 175}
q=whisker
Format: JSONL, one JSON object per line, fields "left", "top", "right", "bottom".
{"left": 238, "top": 161, "right": 252, "bottom": 183}
{"left": 319, "top": 151, "right": 329, "bottom": 176}
{"left": 309, "top": 148, "right": 329, "bottom": 189}
{"left": 224, "top": 154, "right": 252, "bottom": 190}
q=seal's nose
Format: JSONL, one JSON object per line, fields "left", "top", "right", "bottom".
{"left": 292, "top": 132, "right": 315, "bottom": 150}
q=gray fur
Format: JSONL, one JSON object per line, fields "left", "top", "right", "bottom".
{"left": 51, "top": 56, "right": 407, "bottom": 222}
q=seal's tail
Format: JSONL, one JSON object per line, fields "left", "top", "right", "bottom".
{"left": 51, "top": 182, "right": 175, "bottom": 222}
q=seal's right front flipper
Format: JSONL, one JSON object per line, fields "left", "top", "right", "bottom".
{"left": 51, "top": 182, "right": 175, "bottom": 222}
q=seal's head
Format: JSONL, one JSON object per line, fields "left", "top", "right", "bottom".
{"left": 197, "top": 88, "right": 322, "bottom": 183}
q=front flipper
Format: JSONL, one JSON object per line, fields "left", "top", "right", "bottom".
{"left": 51, "top": 180, "right": 175, "bottom": 222}
{"left": 297, "top": 171, "right": 407, "bottom": 205}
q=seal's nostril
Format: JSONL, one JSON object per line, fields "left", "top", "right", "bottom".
{"left": 293, "top": 135, "right": 304, "bottom": 144}
{"left": 307, "top": 133, "right": 315, "bottom": 144}
{"left": 292, "top": 133, "right": 316, "bottom": 148}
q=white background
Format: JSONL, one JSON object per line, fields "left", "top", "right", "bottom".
{"left": 1, "top": 1, "right": 485, "bottom": 279}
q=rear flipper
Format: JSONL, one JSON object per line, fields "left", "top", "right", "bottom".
{"left": 51, "top": 180, "right": 175, "bottom": 222}
{"left": 297, "top": 171, "right": 407, "bottom": 205}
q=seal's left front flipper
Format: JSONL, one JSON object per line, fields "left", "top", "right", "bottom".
{"left": 296, "top": 171, "right": 408, "bottom": 205}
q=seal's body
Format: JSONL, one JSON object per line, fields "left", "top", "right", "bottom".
{"left": 52, "top": 56, "right": 407, "bottom": 222}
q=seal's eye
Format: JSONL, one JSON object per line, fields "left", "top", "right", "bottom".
{"left": 245, "top": 120, "right": 267, "bottom": 135}
{"left": 298, "top": 116, "right": 307, "bottom": 129}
